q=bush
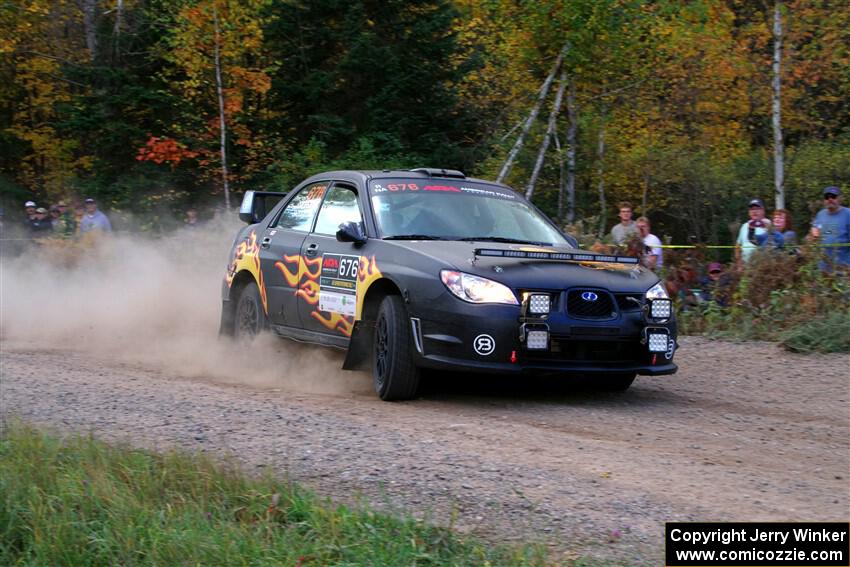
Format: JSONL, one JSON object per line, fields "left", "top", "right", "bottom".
{"left": 780, "top": 311, "right": 850, "bottom": 353}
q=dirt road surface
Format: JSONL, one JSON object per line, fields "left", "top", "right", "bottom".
{"left": 2, "top": 337, "right": 848, "bottom": 564}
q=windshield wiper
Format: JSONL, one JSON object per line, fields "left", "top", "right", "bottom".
{"left": 457, "top": 236, "right": 552, "bottom": 246}
{"left": 383, "top": 234, "right": 446, "bottom": 240}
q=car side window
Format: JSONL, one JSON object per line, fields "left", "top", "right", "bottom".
{"left": 313, "top": 184, "right": 362, "bottom": 236}
{"left": 275, "top": 183, "right": 328, "bottom": 231}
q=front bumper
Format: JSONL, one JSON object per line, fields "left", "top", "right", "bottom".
{"left": 410, "top": 292, "right": 678, "bottom": 377}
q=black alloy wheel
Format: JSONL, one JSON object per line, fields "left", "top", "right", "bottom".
{"left": 373, "top": 295, "right": 420, "bottom": 401}
{"left": 234, "top": 282, "right": 267, "bottom": 341}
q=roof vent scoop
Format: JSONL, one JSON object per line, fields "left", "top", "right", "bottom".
{"left": 409, "top": 168, "right": 466, "bottom": 179}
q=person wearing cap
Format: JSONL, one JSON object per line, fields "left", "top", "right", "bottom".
{"left": 735, "top": 198, "right": 772, "bottom": 267}
{"left": 79, "top": 197, "right": 112, "bottom": 234}
{"left": 699, "top": 262, "right": 733, "bottom": 306}
{"left": 50, "top": 202, "right": 76, "bottom": 238}
{"left": 809, "top": 186, "right": 850, "bottom": 270}
{"left": 28, "top": 206, "right": 54, "bottom": 237}
{"left": 23, "top": 201, "right": 37, "bottom": 223}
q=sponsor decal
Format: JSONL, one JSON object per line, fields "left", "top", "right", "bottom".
{"left": 473, "top": 334, "right": 496, "bottom": 356}
{"left": 275, "top": 252, "right": 383, "bottom": 337}
{"left": 372, "top": 183, "right": 420, "bottom": 193}
{"left": 423, "top": 185, "right": 461, "bottom": 192}
{"left": 225, "top": 230, "right": 269, "bottom": 313}
{"left": 318, "top": 254, "right": 360, "bottom": 317}
{"left": 459, "top": 186, "right": 516, "bottom": 199}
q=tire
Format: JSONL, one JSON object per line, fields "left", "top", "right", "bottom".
{"left": 599, "top": 372, "right": 636, "bottom": 391}
{"left": 234, "top": 282, "right": 268, "bottom": 341}
{"left": 373, "top": 295, "right": 420, "bottom": 401}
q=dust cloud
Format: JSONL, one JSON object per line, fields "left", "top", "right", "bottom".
{"left": 0, "top": 219, "right": 371, "bottom": 397}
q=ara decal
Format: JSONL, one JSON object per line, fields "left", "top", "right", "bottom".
{"left": 225, "top": 230, "right": 269, "bottom": 313}
{"left": 275, "top": 253, "right": 383, "bottom": 337}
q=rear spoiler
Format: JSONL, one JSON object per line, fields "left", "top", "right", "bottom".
{"left": 474, "top": 248, "right": 640, "bottom": 265}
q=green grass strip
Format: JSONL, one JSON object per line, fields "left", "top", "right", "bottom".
{"left": 0, "top": 420, "right": 559, "bottom": 567}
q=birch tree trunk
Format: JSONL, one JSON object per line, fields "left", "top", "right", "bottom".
{"left": 554, "top": 131, "right": 566, "bottom": 224}
{"left": 596, "top": 120, "right": 607, "bottom": 239}
{"left": 81, "top": 0, "right": 98, "bottom": 62}
{"left": 497, "top": 43, "right": 569, "bottom": 184}
{"left": 114, "top": 0, "right": 124, "bottom": 37}
{"left": 213, "top": 7, "right": 231, "bottom": 210}
{"left": 565, "top": 79, "right": 577, "bottom": 224}
{"left": 772, "top": 0, "right": 785, "bottom": 210}
{"left": 525, "top": 69, "right": 567, "bottom": 200}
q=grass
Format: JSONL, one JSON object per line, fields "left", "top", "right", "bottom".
{"left": 0, "top": 420, "right": 558, "bottom": 567}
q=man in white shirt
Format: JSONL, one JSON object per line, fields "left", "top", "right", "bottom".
{"left": 735, "top": 198, "right": 771, "bottom": 267}
{"left": 636, "top": 216, "right": 663, "bottom": 270}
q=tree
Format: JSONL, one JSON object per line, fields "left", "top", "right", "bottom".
{"left": 157, "top": 0, "right": 271, "bottom": 208}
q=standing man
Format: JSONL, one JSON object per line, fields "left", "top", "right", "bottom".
{"left": 610, "top": 201, "right": 639, "bottom": 245}
{"left": 79, "top": 197, "right": 112, "bottom": 234}
{"left": 636, "top": 216, "right": 663, "bottom": 270}
{"left": 809, "top": 186, "right": 850, "bottom": 271}
{"left": 28, "top": 207, "right": 54, "bottom": 237}
{"left": 23, "top": 200, "right": 37, "bottom": 223}
{"left": 735, "top": 198, "right": 771, "bottom": 267}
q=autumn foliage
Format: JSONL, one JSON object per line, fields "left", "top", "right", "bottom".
{"left": 0, "top": 0, "right": 847, "bottom": 242}
{"left": 136, "top": 136, "right": 199, "bottom": 166}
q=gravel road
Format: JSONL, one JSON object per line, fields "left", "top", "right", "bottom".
{"left": 2, "top": 337, "right": 848, "bottom": 564}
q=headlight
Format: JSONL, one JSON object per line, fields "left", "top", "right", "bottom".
{"left": 440, "top": 270, "right": 519, "bottom": 305}
{"left": 645, "top": 281, "right": 669, "bottom": 300}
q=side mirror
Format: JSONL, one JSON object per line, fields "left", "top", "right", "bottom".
{"left": 336, "top": 221, "right": 367, "bottom": 245}
{"left": 238, "top": 190, "right": 286, "bottom": 224}
{"left": 238, "top": 191, "right": 259, "bottom": 224}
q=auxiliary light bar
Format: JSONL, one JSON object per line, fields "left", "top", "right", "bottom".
{"left": 474, "top": 248, "right": 639, "bottom": 265}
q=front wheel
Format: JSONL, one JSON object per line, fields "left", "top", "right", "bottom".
{"left": 234, "top": 282, "right": 268, "bottom": 341}
{"left": 373, "top": 295, "right": 420, "bottom": 401}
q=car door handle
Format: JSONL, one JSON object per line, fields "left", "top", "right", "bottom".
{"left": 260, "top": 236, "right": 272, "bottom": 249}
{"left": 304, "top": 243, "right": 319, "bottom": 257}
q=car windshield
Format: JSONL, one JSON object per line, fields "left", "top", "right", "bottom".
{"left": 370, "top": 179, "right": 572, "bottom": 247}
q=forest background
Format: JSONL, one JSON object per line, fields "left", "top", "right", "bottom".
{"left": 2, "top": 0, "right": 849, "bottom": 249}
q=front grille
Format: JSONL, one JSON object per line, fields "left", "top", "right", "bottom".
{"left": 567, "top": 289, "right": 616, "bottom": 319}
{"left": 525, "top": 336, "right": 643, "bottom": 363}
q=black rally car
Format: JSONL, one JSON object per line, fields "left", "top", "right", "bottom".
{"left": 220, "top": 168, "right": 677, "bottom": 400}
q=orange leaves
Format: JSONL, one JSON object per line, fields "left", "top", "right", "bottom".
{"left": 136, "top": 135, "right": 199, "bottom": 166}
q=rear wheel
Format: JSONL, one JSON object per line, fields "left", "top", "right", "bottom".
{"left": 599, "top": 372, "right": 636, "bottom": 391}
{"left": 373, "top": 295, "right": 420, "bottom": 401}
{"left": 234, "top": 282, "right": 267, "bottom": 341}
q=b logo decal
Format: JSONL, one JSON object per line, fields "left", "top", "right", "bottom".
{"left": 473, "top": 334, "right": 496, "bottom": 356}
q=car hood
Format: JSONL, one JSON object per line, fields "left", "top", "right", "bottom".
{"left": 384, "top": 240, "right": 657, "bottom": 293}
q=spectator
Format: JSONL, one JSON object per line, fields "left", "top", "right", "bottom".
{"left": 28, "top": 207, "right": 54, "bottom": 237}
{"left": 699, "top": 262, "right": 733, "bottom": 306}
{"left": 79, "top": 197, "right": 112, "bottom": 234}
{"left": 610, "top": 201, "right": 639, "bottom": 245}
{"left": 184, "top": 207, "right": 202, "bottom": 228}
{"left": 23, "top": 200, "right": 37, "bottom": 225}
{"left": 635, "top": 216, "right": 663, "bottom": 270}
{"left": 809, "top": 186, "right": 850, "bottom": 271}
{"left": 735, "top": 198, "right": 772, "bottom": 267}
{"left": 772, "top": 208, "right": 797, "bottom": 246}
{"left": 49, "top": 202, "right": 76, "bottom": 239}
